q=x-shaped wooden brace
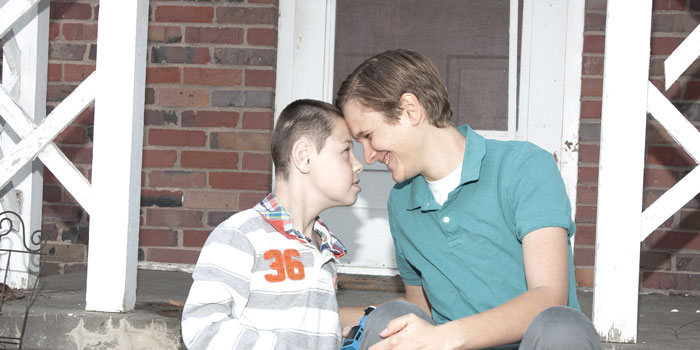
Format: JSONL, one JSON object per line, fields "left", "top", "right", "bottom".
{"left": 0, "top": 0, "right": 93, "bottom": 213}
{"left": 641, "top": 24, "right": 700, "bottom": 240}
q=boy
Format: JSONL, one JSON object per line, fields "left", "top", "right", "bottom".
{"left": 336, "top": 50, "right": 601, "bottom": 349}
{"left": 181, "top": 99, "right": 363, "bottom": 349}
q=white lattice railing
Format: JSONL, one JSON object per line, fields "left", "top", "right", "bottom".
{"left": 0, "top": 0, "right": 148, "bottom": 312}
{"left": 593, "top": 0, "right": 700, "bottom": 343}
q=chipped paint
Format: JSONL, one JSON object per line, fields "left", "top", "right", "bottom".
{"left": 67, "top": 318, "right": 181, "bottom": 350}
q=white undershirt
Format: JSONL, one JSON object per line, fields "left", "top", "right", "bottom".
{"left": 426, "top": 161, "right": 463, "bottom": 206}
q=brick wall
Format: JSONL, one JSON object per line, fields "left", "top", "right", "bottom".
{"left": 40, "top": 0, "right": 277, "bottom": 274}
{"left": 574, "top": 0, "right": 700, "bottom": 292}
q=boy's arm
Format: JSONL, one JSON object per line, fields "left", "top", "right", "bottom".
{"left": 181, "top": 229, "right": 259, "bottom": 349}
{"left": 369, "top": 226, "right": 569, "bottom": 350}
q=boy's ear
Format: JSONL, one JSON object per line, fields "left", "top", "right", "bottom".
{"left": 399, "top": 93, "right": 422, "bottom": 126}
{"left": 291, "top": 138, "right": 313, "bottom": 174}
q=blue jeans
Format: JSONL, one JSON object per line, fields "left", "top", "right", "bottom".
{"left": 359, "top": 301, "right": 602, "bottom": 350}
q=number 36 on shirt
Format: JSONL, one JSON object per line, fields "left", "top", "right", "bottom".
{"left": 264, "top": 249, "right": 305, "bottom": 282}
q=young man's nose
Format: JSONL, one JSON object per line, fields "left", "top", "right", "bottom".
{"left": 363, "top": 146, "right": 379, "bottom": 164}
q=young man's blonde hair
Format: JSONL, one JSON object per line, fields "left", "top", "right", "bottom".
{"left": 271, "top": 99, "right": 343, "bottom": 179}
{"left": 335, "top": 49, "right": 452, "bottom": 128}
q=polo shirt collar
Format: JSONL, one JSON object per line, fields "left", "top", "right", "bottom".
{"left": 254, "top": 193, "right": 347, "bottom": 258}
{"left": 406, "top": 125, "right": 485, "bottom": 211}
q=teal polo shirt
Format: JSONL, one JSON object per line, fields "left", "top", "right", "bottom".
{"left": 388, "top": 125, "right": 579, "bottom": 325}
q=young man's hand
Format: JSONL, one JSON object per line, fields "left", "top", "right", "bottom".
{"left": 368, "top": 314, "right": 455, "bottom": 350}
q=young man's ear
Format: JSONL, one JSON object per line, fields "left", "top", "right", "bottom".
{"left": 291, "top": 138, "right": 313, "bottom": 174}
{"left": 399, "top": 93, "right": 423, "bottom": 126}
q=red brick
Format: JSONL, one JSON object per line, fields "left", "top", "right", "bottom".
{"left": 574, "top": 268, "right": 594, "bottom": 288}
{"left": 215, "top": 132, "right": 270, "bottom": 151}
{"left": 643, "top": 167, "right": 678, "bottom": 188}
{"left": 583, "top": 35, "right": 605, "bottom": 54}
{"left": 245, "top": 69, "right": 275, "bottom": 87}
{"left": 43, "top": 184, "right": 62, "bottom": 202}
{"left": 183, "top": 68, "right": 242, "bottom": 86}
{"left": 684, "top": 80, "right": 700, "bottom": 100}
{"left": 183, "top": 230, "right": 211, "bottom": 247}
{"left": 148, "top": 25, "right": 182, "bottom": 43}
{"left": 641, "top": 251, "right": 672, "bottom": 270}
{"left": 573, "top": 247, "right": 595, "bottom": 267}
{"left": 142, "top": 149, "right": 177, "bottom": 168}
{"left": 184, "top": 191, "right": 236, "bottom": 209}
{"left": 651, "top": 37, "right": 685, "bottom": 55}
{"left": 154, "top": 6, "right": 214, "bottom": 23}
{"left": 49, "top": 23, "right": 60, "bottom": 40}
{"left": 247, "top": 28, "right": 277, "bottom": 46}
{"left": 48, "top": 64, "right": 62, "bottom": 82}
{"left": 649, "top": 79, "right": 682, "bottom": 101}
{"left": 207, "top": 211, "right": 237, "bottom": 227}
{"left": 217, "top": 7, "right": 277, "bottom": 25}
{"left": 653, "top": 0, "right": 686, "bottom": 11}
{"left": 45, "top": 243, "right": 86, "bottom": 262}
{"left": 49, "top": 43, "right": 86, "bottom": 61}
{"left": 146, "top": 88, "right": 155, "bottom": 105}
{"left": 680, "top": 210, "right": 700, "bottom": 230}
{"left": 182, "top": 111, "right": 238, "bottom": 128}
{"left": 239, "top": 192, "right": 268, "bottom": 209}
{"left": 51, "top": 2, "right": 92, "bottom": 20}
{"left": 149, "top": 129, "right": 207, "bottom": 147}
{"left": 647, "top": 145, "right": 694, "bottom": 166}
{"left": 210, "top": 172, "right": 271, "bottom": 190}
{"left": 43, "top": 203, "right": 83, "bottom": 223}
{"left": 578, "top": 165, "right": 599, "bottom": 184}
{"left": 242, "top": 153, "right": 271, "bottom": 171}
{"left": 581, "top": 78, "right": 603, "bottom": 97}
{"left": 575, "top": 205, "right": 597, "bottom": 223}
{"left": 577, "top": 144, "right": 600, "bottom": 164}
{"left": 577, "top": 185, "right": 598, "bottom": 205}
{"left": 55, "top": 126, "right": 86, "bottom": 144}
{"left": 146, "top": 67, "right": 181, "bottom": 84}
{"left": 141, "top": 189, "right": 183, "bottom": 207}
{"left": 62, "top": 23, "right": 98, "bottom": 41}
{"left": 139, "top": 228, "right": 178, "bottom": 247}
{"left": 156, "top": 88, "right": 209, "bottom": 107}
{"left": 60, "top": 146, "right": 93, "bottom": 164}
{"left": 47, "top": 84, "right": 77, "bottom": 102}
{"left": 644, "top": 230, "right": 700, "bottom": 250}
{"left": 574, "top": 224, "right": 596, "bottom": 245}
{"left": 151, "top": 46, "right": 210, "bottom": 64}
{"left": 149, "top": 171, "right": 206, "bottom": 188}
{"left": 63, "top": 64, "right": 95, "bottom": 82}
{"left": 146, "top": 208, "right": 203, "bottom": 227}
{"left": 185, "top": 27, "right": 243, "bottom": 44}
{"left": 242, "top": 112, "right": 273, "bottom": 129}
{"left": 181, "top": 151, "right": 239, "bottom": 169}
{"left": 249, "top": 0, "right": 277, "bottom": 3}
{"left": 148, "top": 248, "right": 200, "bottom": 264}
{"left": 584, "top": 12, "right": 606, "bottom": 32}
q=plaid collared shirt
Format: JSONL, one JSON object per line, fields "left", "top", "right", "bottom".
{"left": 254, "top": 193, "right": 346, "bottom": 258}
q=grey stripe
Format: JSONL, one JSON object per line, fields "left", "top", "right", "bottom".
{"left": 247, "top": 288, "right": 338, "bottom": 311}
{"left": 182, "top": 298, "right": 233, "bottom": 321}
{"left": 273, "top": 330, "right": 340, "bottom": 350}
{"left": 204, "top": 226, "right": 255, "bottom": 254}
{"left": 233, "top": 325, "right": 259, "bottom": 350}
{"left": 253, "top": 249, "right": 315, "bottom": 273}
{"left": 192, "top": 265, "right": 250, "bottom": 298}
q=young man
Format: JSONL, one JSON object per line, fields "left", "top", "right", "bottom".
{"left": 181, "top": 99, "right": 363, "bottom": 349}
{"left": 336, "top": 50, "right": 601, "bottom": 350}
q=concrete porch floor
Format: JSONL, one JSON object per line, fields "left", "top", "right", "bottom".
{"left": 0, "top": 270, "right": 699, "bottom": 349}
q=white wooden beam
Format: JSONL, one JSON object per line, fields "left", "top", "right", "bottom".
{"left": 593, "top": 0, "right": 653, "bottom": 343}
{"left": 0, "top": 0, "right": 47, "bottom": 289}
{"left": 0, "top": 73, "right": 95, "bottom": 191}
{"left": 664, "top": 24, "right": 700, "bottom": 90}
{"left": 0, "top": 0, "right": 41, "bottom": 39}
{"left": 85, "top": 0, "right": 148, "bottom": 312}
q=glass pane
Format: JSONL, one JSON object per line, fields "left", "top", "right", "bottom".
{"left": 334, "top": 0, "right": 519, "bottom": 131}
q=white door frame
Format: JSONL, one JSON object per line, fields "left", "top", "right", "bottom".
{"left": 274, "top": 0, "right": 585, "bottom": 275}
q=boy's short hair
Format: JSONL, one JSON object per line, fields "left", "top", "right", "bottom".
{"left": 335, "top": 49, "right": 452, "bottom": 128}
{"left": 272, "top": 99, "right": 343, "bottom": 179}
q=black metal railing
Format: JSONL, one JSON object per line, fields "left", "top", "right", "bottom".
{"left": 0, "top": 211, "right": 45, "bottom": 350}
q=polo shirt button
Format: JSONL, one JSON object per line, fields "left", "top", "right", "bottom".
{"left": 443, "top": 216, "right": 450, "bottom": 223}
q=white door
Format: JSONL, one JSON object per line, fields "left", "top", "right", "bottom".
{"left": 274, "top": 0, "right": 584, "bottom": 276}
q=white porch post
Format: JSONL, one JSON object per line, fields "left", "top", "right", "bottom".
{"left": 0, "top": 0, "right": 48, "bottom": 288}
{"left": 592, "top": 0, "right": 652, "bottom": 343}
{"left": 85, "top": 0, "right": 148, "bottom": 312}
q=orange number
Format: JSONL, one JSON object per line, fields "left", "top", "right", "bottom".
{"left": 263, "top": 249, "right": 305, "bottom": 282}
{"left": 284, "top": 249, "right": 305, "bottom": 280}
{"left": 264, "top": 249, "right": 286, "bottom": 282}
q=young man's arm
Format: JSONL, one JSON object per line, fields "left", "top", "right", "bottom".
{"left": 369, "top": 226, "right": 569, "bottom": 350}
